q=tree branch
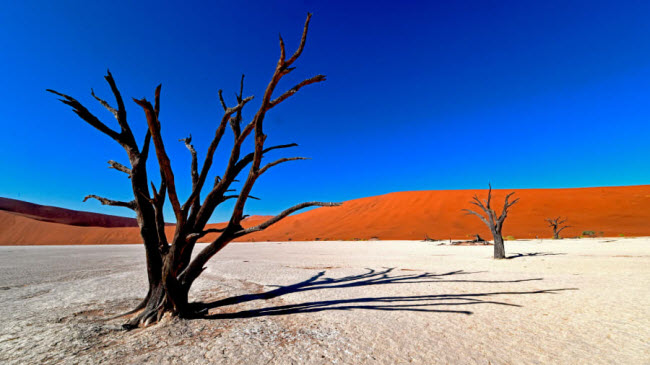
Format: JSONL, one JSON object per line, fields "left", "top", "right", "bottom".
{"left": 178, "top": 14, "right": 331, "bottom": 289}
{"left": 153, "top": 84, "right": 161, "bottom": 116}
{"left": 107, "top": 160, "right": 132, "bottom": 177}
{"left": 486, "top": 183, "right": 493, "bottom": 210}
{"left": 222, "top": 194, "right": 260, "bottom": 202}
{"left": 236, "top": 201, "right": 340, "bottom": 236}
{"left": 103, "top": 70, "right": 135, "bottom": 141}
{"left": 151, "top": 181, "right": 169, "bottom": 249}
{"left": 231, "top": 74, "right": 246, "bottom": 137}
{"left": 192, "top": 143, "right": 297, "bottom": 230}
{"left": 234, "top": 144, "right": 300, "bottom": 173}
{"left": 498, "top": 192, "right": 519, "bottom": 224}
{"left": 238, "top": 74, "right": 245, "bottom": 102}
{"left": 470, "top": 195, "right": 489, "bottom": 214}
{"left": 218, "top": 89, "right": 228, "bottom": 112}
{"left": 133, "top": 95, "right": 183, "bottom": 222}
{"left": 183, "top": 95, "right": 254, "bottom": 212}
{"left": 179, "top": 135, "right": 199, "bottom": 187}
{"left": 83, "top": 195, "right": 136, "bottom": 210}
{"left": 555, "top": 217, "right": 568, "bottom": 226}
{"left": 259, "top": 157, "right": 309, "bottom": 175}
{"left": 141, "top": 130, "right": 152, "bottom": 162}
{"left": 185, "top": 228, "right": 226, "bottom": 241}
{"left": 462, "top": 208, "right": 489, "bottom": 226}
{"left": 47, "top": 89, "right": 123, "bottom": 143}
{"left": 90, "top": 88, "right": 119, "bottom": 119}
{"left": 279, "top": 33, "right": 286, "bottom": 64}
{"left": 285, "top": 13, "right": 312, "bottom": 67}
{"left": 268, "top": 75, "right": 326, "bottom": 109}
{"left": 226, "top": 31, "right": 317, "bottom": 225}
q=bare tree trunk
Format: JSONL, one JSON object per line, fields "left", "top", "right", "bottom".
{"left": 492, "top": 230, "right": 506, "bottom": 259}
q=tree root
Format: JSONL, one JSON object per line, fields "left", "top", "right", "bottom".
{"left": 121, "top": 291, "right": 184, "bottom": 330}
{"left": 104, "top": 296, "right": 149, "bottom": 320}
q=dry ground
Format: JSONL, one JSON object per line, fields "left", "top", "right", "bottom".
{"left": 0, "top": 238, "right": 648, "bottom": 364}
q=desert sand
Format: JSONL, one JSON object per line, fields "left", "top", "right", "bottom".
{"left": 0, "top": 197, "right": 139, "bottom": 227}
{"left": 3, "top": 185, "right": 650, "bottom": 245}
{"left": 248, "top": 185, "right": 650, "bottom": 241}
{"left": 0, "top": 210, "right": 269, "bottom": 245}
{"left": 1, "top": 238, "right": 648, "bottom": 364}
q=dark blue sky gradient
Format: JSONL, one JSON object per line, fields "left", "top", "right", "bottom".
{"left": 1, "top": 1, "right": 649, "bottom": 222}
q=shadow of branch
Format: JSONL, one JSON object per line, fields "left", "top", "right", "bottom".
{"left": 190, "top": 268, "right": 577, "bottom": 319}
{"left": 506, "top": 252, "right": 567, "bottom": 260}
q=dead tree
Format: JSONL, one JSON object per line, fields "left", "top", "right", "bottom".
{"left": 47, "top": 14, "right": 339, "bottom": 328}
{"left": 472, "top": 234, "right": 486, "bottom": 243}
{"left": 545, "top": 216, "right": 570, "bottom": 239}
{"left": 462, "top": 184, "right": 519, "bottom": 259}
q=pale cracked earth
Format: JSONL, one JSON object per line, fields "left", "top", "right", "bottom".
{"left": 1, "top": 238, "right": 649, "bottom": 364}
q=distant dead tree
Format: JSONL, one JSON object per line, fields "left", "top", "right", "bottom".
{"left": 462, "top": 184, "right": 519, "bottom": 259}
{"left": 48, "top": 14, "right": 339, "bottom": 328}
{"left": 545, "top": 216, "right": 570, "bottom": 239}
{"left": 472, "top": 234, "right": 486, "bottom": 243}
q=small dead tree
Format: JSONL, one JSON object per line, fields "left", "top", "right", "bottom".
{"left": 472, "top": 234, "right": 486, "bottom": 243}
{"left": 545, "top": 216, "right": 570, "bottom": 239}
{"left": 462, "top": 184, "right": 519, "bottom": 259}
{"left": 48, "top": 14, "right": 339, "bottom": 328}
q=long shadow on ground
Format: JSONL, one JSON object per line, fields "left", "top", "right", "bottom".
{"left": 507, "top": 252, "right": 567, "bottom": 260}
{"left": 191, "top": 268, "right": 576, "bottom": 318}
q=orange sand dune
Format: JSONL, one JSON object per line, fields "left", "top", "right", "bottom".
{"left": 244, "top": 185, "right": 650, "bottom": 241}
{"left": 0, "top": 210, "right": 269, "bottom": 245}
{"left": 1, "top": 185, "right": 649, "bottom": 245}
{"left": 0, "top": 197, "right": 139, "bottom": 227}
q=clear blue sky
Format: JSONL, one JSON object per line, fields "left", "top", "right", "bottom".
{"left": 1, "top": 0, "right": 649, "bottom": 222}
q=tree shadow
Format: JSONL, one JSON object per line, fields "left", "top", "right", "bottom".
{"left": 506, "top": 252, "right": 567, "bottom": 260}
{"left": 190, "top": 268, "right": 576, "bottom": 318}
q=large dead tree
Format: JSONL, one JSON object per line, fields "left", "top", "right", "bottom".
{"left": 48, "top": 14, "right": 339, "bottom": 328}
{"left": 545, "top": 216, "right": 570, "bottom": 239}
{"left": 462, "top": 184, "right": 519, "bottom": 259}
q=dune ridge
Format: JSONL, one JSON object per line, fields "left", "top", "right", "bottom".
{"left": 0, "top": 197, "right": 139, "bottom": 227}
{"left": 1, "top": 185, "right": 649, "bottom": 245}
